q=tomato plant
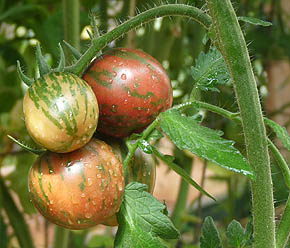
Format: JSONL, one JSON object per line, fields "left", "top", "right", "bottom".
{"left": 23, "top": 72, "right": 99, "bottom": 153}
{"left": 28, "top": 138, "right": 124, "bottom": 230}
{"left": 83, "top": 48, "right": 173, "bottom": 138}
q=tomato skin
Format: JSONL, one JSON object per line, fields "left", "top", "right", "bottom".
{"left": 100, "top": 138, "right": 156, "bottom": 226}
{"left": 83, "top": 48, "right": 173, "bottom": 138}
{"left": 23, "top": 72, "right": 99, "bottom": 153}
{"left": 28, "top": 138, "right": 124, "bottom": 230}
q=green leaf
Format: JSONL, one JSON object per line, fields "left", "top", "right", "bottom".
{"left": 265, "top": 118, "right": 290, "bottom": 151}
{"left": 0, "top": 215, "right": 8, "bottom": 248}
{"left": 160, "top": 110, "right": 254, "bottom": 179}
{"left": 226, "top": 220, "right": 247, "bottom": 247}
{"left": 114, "top": 182, "right": 180, "bottom": 248}
{"left": 6, "top": 153, "right": 37, "bottom": 215}
{"left": 190, "top": 47, "right": 230, "bottom": 92}
{"left": 238, "top": 16, "right": 272, "bottom": 27}
{"left": 0, "top": 179, "right": 35, "bottom": 248}
{"left": 0, "top": 3, "right": 46, "bottom": 22}
{"left": 152, "top": 146, "right": 216, "bottom": 201}
{"left": 200, "top": 216, "right": 222, "bottom": 248}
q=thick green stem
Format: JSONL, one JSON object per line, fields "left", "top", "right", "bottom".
{"left": 276, "top": 196, "right": 290, "bottom": 248}
{"left": 65, "top": 4, "right": 211, "bottom": 75}
{"left": 62, "top": 0, "right": 80, "bottom": 60}
{"left": 53, "top": 225, "right": 70, "bottom": 248}
{"left": 206, "top": 1, "right": 275, "bottom": 246}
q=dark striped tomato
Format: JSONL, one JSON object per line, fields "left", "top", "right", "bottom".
{"left": 83, "top": 48, "right": 173, "bottom": 138}
{"left": 28, "top": 138, "right": 124, "bottom": 230}
{"left": 100, "top": 138, "right": 156, "bottom": 226}
{"left": 23, "top": 72, "right": 99, "bottom": 153}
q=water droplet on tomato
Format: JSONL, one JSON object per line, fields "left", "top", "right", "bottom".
{"left": 118, "top": 184, "right": 123, "bottom": 191}
{"left": 119, "top": 62, "right": 124, "bottom": 66}
{"left": 97, "top": 174, "right": 102, "bottom": 178}
{"left": 88, "top": 124, "right": 93, "bottom": 129}
{"left": 87, "top": 178, "right": 92, "bottom": 186}
{"left": 106, "top": 161, "right": 111, "bottom": 166}
{"left": 81, "top": 193, "right": 86, "bottom": 198}
{"left": 121, "top": 74, "right": 127, "bottom": 80}
{"left": 152, "top": 75, "right": 157, "bottom": 80}
{"left": 113, "top": 72, "right": 117, "bottom": 77}
{"left": 111, "top": 104, "right": 118, "bottom": 113}
{"left": 124, "top": 99, "right": 128, "bottom": 104}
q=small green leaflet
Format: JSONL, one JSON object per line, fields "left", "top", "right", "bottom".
{"left": 160, "top": 110, "right": 254, "bottom": 179}
{"left": 226, "top": 220, "right": 253, "bottom": 247}
{"left": 8, "top": 135, "right": 45, "bottom": 155}
{"left": 200, "top": 217, "right": 222, "bottom": 248}
{"left": 238, "top": 16, "right": 272, "bottom": 27}
{"left": 190, "top": 47, "right": 230, "bottom": 92}
{"left": 114, "top": 182, "right": 179, "bottom": 248}
{"left": 265, "top": 118, "right": 290, "bottom": 151}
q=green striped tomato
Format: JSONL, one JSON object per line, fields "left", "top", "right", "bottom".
{"left": 83, "top": 48, "right": 173, "bottom": 138}
{"left": 23, "top": 72, "right": 99, "bottom": 153}
{"left": 28, "top": 138, "right": 124, "bottom": 230}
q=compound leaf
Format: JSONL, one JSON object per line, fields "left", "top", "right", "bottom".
{"left": 200, "top": 216, "right": 222, "bottom": 248}
{"left": 114, "top": 182, "right": 179, "bottom": 248}
{"left": 190, "top": 47, "right": 230, "bottom": 92}
{"left": 160, "top": 110, "right": 254, "bottom": 179}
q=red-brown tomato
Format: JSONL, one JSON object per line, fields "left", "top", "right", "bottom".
{"left": 83, "top": 48, "right": 173, "bottom": 138}
{"left": 28, "top": 138, "right": 124, "bottom": 230}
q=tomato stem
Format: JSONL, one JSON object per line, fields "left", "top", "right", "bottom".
{"left": 205, "top": 1, "right": 275, "bottom": 246}
{"left": 62, "top": 0, "right": 80, "bottom": 62}
{"left": 123, "top": 118, "right": 160, "bottom": 170}
{"left": 65, "top": 4, "right": 212, "bottom": 75}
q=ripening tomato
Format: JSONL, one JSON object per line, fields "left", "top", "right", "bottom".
{"left": 83, "top": 48, "right": 173, "bottom": 138}
{"left": 100, "top": 138, "right": 156, "bottom": 226}
{"left": 28, "top": 138, "right": 124, "bottom": 230}
{"left": 23, "top": 72, "right": 99, "bottom": 153}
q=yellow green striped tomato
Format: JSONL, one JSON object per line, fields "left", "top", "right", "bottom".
{"left": 23, "top": 72, "right": 99, "bottom": 153}
{"left": 28, "top": 138, "right": 125, "bottom": 230}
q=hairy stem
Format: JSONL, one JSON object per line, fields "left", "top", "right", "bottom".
{"left": 206, "top": 1, "right": 275, "bottom": 246}
{"left": 65, "top": 4, "right": 211, "bottom": 75}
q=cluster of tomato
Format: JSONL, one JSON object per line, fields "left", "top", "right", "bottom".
{"left": 24, "top": 48, "right": 173, "bottom": 229}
